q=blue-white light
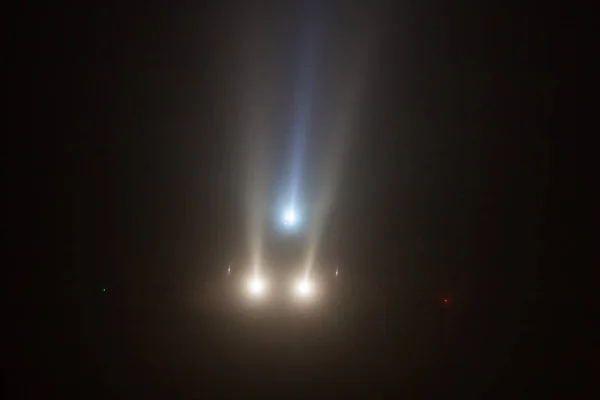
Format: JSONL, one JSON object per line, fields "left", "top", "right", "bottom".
{"left": 274, "top": 200, "right": 304, "bottom": 233}
{"left": 273, "top": 8, "right": 321, "bottom": 236}
{"left": 283, "top": 207, "right": 298, "bottom": 226}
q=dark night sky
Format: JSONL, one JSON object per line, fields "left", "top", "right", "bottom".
{"left": 7, "top": 1, "right": 578, "bottom": 397}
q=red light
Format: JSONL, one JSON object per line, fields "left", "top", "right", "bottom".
{"left": 444, "top": 298, "right": 449, "bottom": 303}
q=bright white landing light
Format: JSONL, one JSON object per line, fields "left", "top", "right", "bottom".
{"left": 248, "top": 277, "right": 266, "bottom": 296}
{"left": 294, "top": 279, "right": 314, "bottom": 298}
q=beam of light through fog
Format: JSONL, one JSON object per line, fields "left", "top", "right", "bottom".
{"left": 303, "top": 19, "right": 381, "bottom": 277}
{"left": 238, "top": 13, "right": 277, "bottom": 275}
{"left": 278, "top": 8, "right": 322, "bottom": 232}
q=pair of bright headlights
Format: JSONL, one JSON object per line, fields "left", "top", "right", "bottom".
{"left": 246, "top": 276, "right": 316, "bottom": 299}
